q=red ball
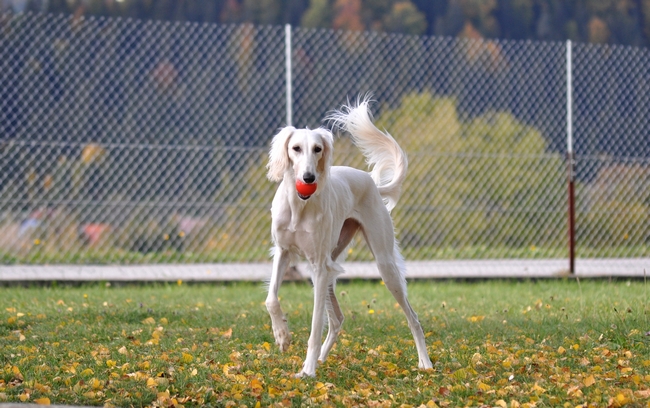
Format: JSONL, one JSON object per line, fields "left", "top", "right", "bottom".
{"left": 296, "top": 180, "right": 317, "bottom": 197}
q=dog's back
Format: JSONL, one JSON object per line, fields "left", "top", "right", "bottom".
{"left": 329, "top": 99, "right": 408, "bottom": 212}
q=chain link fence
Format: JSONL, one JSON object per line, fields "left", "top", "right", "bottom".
{"left": 0, "top": 13, "right": 648, "bottom": 273}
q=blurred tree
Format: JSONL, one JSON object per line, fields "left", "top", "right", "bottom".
{"left": 581, "top": 0, "right": 643, "bottom": 45}
{"left": 301, "top": 0, "right": 333, "bottom": 28}
{"left": 374, "top": 92, "right": 566, "bottom": 249}
{"left": 411, "top": 0, "right": 446, "bottom": 35}
{"left": 242, "top": 0, "right": 281, "bottom": 25}
{"left": 607, "top": 0, "right": 643, "bottom": 46}
{"left": 588, "top": 15, "right": 610, "bottom": 43}
{"left": 279, "top": 0, "right": 309, "bottom": 25}
{"left": 584, "top": 0, "right": 616, "bottom": 15}
{"left": 21, "top": 0, "right": 650, "bottom": 46}
{"left": 151, "top": 0, "right": 179, "bottom": 20}
{"left": 497, "top": 0, "right": 534, "bottom": 40}
{"left": 581, "top": 164, "right": 650, "bottom": 248}
{"left": 465, "top": 0, "right": 500, "bottom": 37}
{"left": 642, "top": 0, "right": 650, "bottom": 42}
{"left": 440, "top": 0, "right": 499, "bottom": 38}
{"left": 332, "top": 0, "right": 364, "bottom": 31}
{"left": 382, "top": 1, "right": 427, "bottom": 35}
{"left": 220, "top": 0, "right": 243, "bottom": 23}
{"left": 437, "top": 0, "right": 465, "bottom": 36}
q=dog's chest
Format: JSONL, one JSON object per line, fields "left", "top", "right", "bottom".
{"left": 272, "top": 205, "right": 326, "bottom": 251}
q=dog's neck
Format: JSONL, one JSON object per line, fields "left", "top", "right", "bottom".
{"left": 281, "top": 176, "right": 324, "bottom": 231}
{"left": 286, "top": 182, "right": 310, "bottom": 230}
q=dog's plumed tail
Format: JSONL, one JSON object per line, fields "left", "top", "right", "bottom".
{"left": 328, "top": 98, "right": 408, "bottom": 212}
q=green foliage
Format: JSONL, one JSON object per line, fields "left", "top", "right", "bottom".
{"left": 301, "top": 0, "right": 334, "bottom": 28}
{"left": 380, "top": 1, "right": 429, "bottom": 35}
{"left": 375, "top": 91, "right": 566, "bottom": 253}
{"left": 243, "top": 0, "right": 282, "bottom": 25}
{"left": 578, "top": 164, "right": 650, "bottom": 250}
{"left": 35, "top": 0, "right": 650, "bottom": 46}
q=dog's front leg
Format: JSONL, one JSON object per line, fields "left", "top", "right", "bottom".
{"left": 319, "top": 284, "right": 344, "bottom": 363}
{"left": 266, "top": 247, "right": 292, "bottom": 351}
{"left": 297, "top": 264, "right": 330, "bottom": 378}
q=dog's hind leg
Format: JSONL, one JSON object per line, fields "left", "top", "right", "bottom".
{"left": 362, "top": 216, "right": 433, "bottom": 370}
{"left": 379, "top": 258, "right": 432, "bottom": 369}
{"left": 266, "top": 247, "right": 292, "bottom": 352}
{"left": 376, "top": 248, "right": 432, "bottom": 370}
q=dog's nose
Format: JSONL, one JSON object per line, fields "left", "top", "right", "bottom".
{"left": 303, "top": 173, "right": 316, "bottom": 184}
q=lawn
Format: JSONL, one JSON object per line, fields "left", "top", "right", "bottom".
{"left": 1, "top": 279, "right": 649, "bottom": 407}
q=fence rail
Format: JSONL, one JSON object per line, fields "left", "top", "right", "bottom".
{"left": 0, "top": 13, "right": 648, "bottom": 275}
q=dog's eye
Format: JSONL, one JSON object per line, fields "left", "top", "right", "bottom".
{"left": 292, "top": 146, "right": 301, "bottom": 153}
{"left": 314, "top": 146, "right": 322, "bottom": 153}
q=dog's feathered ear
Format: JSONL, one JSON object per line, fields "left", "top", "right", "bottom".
{"left": 267, "top": 126, "right": 295, "bottom": 182}
{"left": 314, "top": 128, "right": 334, "bottom": 177}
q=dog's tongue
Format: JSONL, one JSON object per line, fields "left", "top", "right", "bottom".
{"left": 296, "top": 180, "right": 317, "bottom": 198}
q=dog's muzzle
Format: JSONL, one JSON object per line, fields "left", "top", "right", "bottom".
{"left": 295, "top": 179, "right": 317, "bottom": 200}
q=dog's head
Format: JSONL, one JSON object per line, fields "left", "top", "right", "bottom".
{"left": 267, "top": 127, "right": 333, "bottom": 193}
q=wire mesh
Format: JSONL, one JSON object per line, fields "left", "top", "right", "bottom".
{"left": 0, "top": 13, "right": 647, "bottom": 273}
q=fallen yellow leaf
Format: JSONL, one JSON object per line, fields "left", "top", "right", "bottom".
{"left": 181, "top": 352, "right": 193, "bottom": 363}
{"left": 477, "top": 381, "right": 491, "bottom": 392}
{"left": 142, "top": 317, "right": 156, "bottom": 325}
{"left": 531, "top": 383, "right": 546, "bottom": 394}
{"left": 79, "top": 368, "right": 94, "bottom": 377}
{"left": 91, "top": 378, "right": 103, "bottom": 390}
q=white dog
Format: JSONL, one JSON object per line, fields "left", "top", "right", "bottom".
{"left": 265, "top": 98, "right": 433, "bottom": 377}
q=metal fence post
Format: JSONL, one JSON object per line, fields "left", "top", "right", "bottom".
{"left": 285, "top": 24, "right": 293, "bottom": 126}
{"left": 566, "top": 40, "right": 576, "bottom": 275}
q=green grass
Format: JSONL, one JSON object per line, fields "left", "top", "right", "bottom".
{"left": 1, "top": 279, "right": 649, "bottom": 407}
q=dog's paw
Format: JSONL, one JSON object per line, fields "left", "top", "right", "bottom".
{"left": 418, "top": 357, "right": 434, "bottom": 370}
{"left": 294, "top": 369, "right": 316, "bottom": 379}
{"left": 273, "top": 327, "right": 292, "bottom": 352}
{"left": 295, "top": 357, "right": 320, "bottom": 378}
